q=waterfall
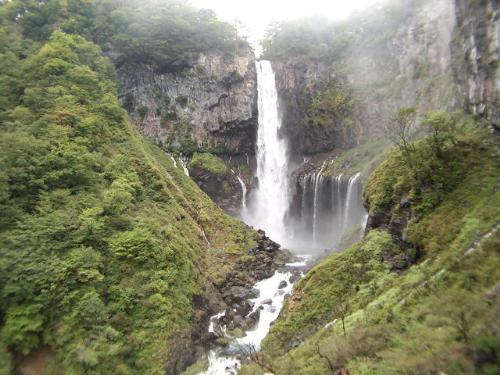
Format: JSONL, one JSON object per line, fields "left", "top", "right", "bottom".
{"left": 312, "top": 161, "right": 327, "bottom": 248}
{"left": 236, "top": 176, "right": 247, "bottom": 210}
{"left": 170, "top": 155, "right": 177, "bottom": 169}
{"left": 179, "top": 155, "right": 189, "bottom": 176}
{"left": 294, "top": 170, "right": 366, "bottom": 251}
{"left": 245, "top": 60, "right": 289, "bottom": 245}
{"left": 343, "top": 172, "right": 361, "bottom": 229}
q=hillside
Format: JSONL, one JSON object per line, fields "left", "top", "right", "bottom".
{"left": 241, "top": 113, "right": 500, "bottom": 374}
{"left": 0, "top": 2, "right": 268, "bottom": 374}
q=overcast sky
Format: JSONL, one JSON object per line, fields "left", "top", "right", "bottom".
{"left": 190, "top": 0, "right": 381, "bottom": 42}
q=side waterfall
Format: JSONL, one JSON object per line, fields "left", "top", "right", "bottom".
{"left": 291, "top": 169, "right": 366, "bottom": 252}
{"left": 236, "top": 176, "right": 247, "bottom": 210}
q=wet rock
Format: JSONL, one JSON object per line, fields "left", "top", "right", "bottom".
{"left": 278, "top": 280, "right": 288, "bottom": 289}
{"left": 248, "top": 309, "right": 261, "bottom": 322}
{"left": 261, "top": 298, "right": 272, "bottom": 305}
{"left": 289, "top": 271, "right": 301, "bottom": 284}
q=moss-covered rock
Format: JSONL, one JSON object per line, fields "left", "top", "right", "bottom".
{"left": 188, "top": 153, "right": 244, "bottom": 215}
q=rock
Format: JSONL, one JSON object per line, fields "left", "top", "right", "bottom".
{"left": 289, "top": 272, "right": 301, "bottom": 284}
{"left": 278, "top": 280, "right": 287, "bottom": 289}
{"left": 248, "top": 309, "right": 261, "bottom": 322}
{"left": 261, "top": 298, "right": 272, "bottom": 305}
{"left": 118, "top": 46, "right": 258, "bottom": 154}
{"left": 390, "top": 253, "right": 411, "bottom": 273}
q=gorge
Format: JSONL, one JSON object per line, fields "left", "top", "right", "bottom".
{"left": 0, "top": 1, "right": 498, "bottom": 375}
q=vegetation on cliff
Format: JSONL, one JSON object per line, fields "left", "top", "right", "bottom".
{"left": 0, "top": 5, "right": 256, "bottom": 373}
{"left": 241, "top": 113, "right": 500, "bottom": 374}
{"left": 188, "top": 153, "right": 230, "bottom": 177}
{"left": 262, "top": 0, "right": 416, "bottom": 63}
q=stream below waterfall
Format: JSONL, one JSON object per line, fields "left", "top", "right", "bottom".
{"left": 202, "top": 258, "right": 307, "bottom": 374}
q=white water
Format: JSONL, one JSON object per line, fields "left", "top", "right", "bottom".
{"left": 312, "top": 161, "right": 327, "bottom": 248}
{"left": 236, "top": 176, "right": 247, "bottom": 210}
{"left": 201, "top": 266, "right": 302, "bottom": 375}
{"left": 199, "top": 60, "right": 295, "bottom": 375}
{"left": 180, "top": 155, "right": 190, "bottom": 176}
{"left": 237, "top": 271, "right": 293, "bottom": 349}
{"left": 343, "top": 172, "right": 361, "bottom": 230}
{"left": 170, "top": 155, "right": 178, "bottom": 169}
{"left": 245, "top": 60, "right": 290, "bottom": 246}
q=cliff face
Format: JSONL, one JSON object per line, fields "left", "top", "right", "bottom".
{"left": 272, "top": 60, "right": 343, "bottom": 155}
{"left": 271, "top": 0, "right": 457, "bottom": 157}
{"left": 453, "top": 0, "right": 499, "bottom": 131}
{"left": 117, "top": 46, "right": 258, "bottom": 155}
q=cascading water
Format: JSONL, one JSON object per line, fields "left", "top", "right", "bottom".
{"left": 312, "top": 161, "right": 327, "bottom": 248}
{"left": 245, "top": 60, "right": 290, "bottom": 246}
{"left": 231, "top": 168, "right": 247, "bottom": 211}
{"left": 290, "top": 168, "right": 366, "bottom": 252}
{"left": 236, "top": 176, "right": 247, "bottom": 210}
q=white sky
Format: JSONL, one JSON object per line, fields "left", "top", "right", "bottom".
{"left": 190, "top": 0, "right": 381, "bottom": 42}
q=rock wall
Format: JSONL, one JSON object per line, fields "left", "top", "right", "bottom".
{"left": 118, "top": 46, "right": 258, "bottom": 155}
{"left": 271, "top": 0, "right": 457, "bottom": 157}
{"left": 453, "top": 0, "right": 499, "bottom": 131}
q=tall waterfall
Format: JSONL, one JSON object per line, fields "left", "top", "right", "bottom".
{"left": 245, "top": 61, "right": 290, "bottom": 245}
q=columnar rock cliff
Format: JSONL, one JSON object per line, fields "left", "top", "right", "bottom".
{"left": 453, "top": 0, "right": 499, "bottom": 130}
{"left": 118, "top": 46, "right": 258, "bottom": 155}
{"left": 271, "top": 0, "right": 457, "bottom": 156}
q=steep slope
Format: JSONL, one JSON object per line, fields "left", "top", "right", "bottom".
{"left": 0, "top": 21, "right": 266, "bottom": 375}
{"left": 240, "top": 115, "right": 500, "bottom": 374}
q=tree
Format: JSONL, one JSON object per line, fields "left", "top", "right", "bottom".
{"left": 386, "top": 107, "right": 417, "bottom": 169}
{"left": 421, "top": 111, "right": 460, "bottom": 159}
{"left": 335, "top": 299, "right": 351, "bottom": 337}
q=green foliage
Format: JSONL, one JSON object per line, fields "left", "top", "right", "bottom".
{"left": 262, "top": 0, "right": 416, "bottom": 62}
{"left": 2, "top": 0, "right": 244, "bottom": 72}
{"left": 175, "top": 95, "right": 189, "bottom": 108}
{"left": 263, "top": 230, "right": 398, "bottom": 355}
{"left": 0, "top": 28, "right": 256, "bottom": 373}
{"left": 188, "top": 153, "right": 229, "bottom": 176}
{"left": 262, "top": 16, "right": 353, "bottom": 62}
{"left": 248, "top": 115, "right": 500, "bottom": 375}
{"left": 306, "top": 80, "right": 354, "bottom": 129}
{"left": 364, "top": 112, "right": 485, "bottom": 216}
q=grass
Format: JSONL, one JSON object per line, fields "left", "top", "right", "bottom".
{"left": 322, "top": 138, "right": 392, "bottom": 178}
{"left": 188, "top": 152, "right": 230, "bottom": 177}
{"left": 240, "top": 119, "right": 500, "bottom": 374}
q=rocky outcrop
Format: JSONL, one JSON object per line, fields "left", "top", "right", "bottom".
{"left": 117, "top": 46, "right": 258, "bottom": 155}
{"left": 210, "top": 230, "right": 288, "bottom": 335}
{"left": 187, "top": 153, "right": 245, "bottom": 215}
{"left": 453, "top": 0, "right": 499, "bottom": 131}
{"left": 272, "top": 60, "right": 343, "bottom": 155}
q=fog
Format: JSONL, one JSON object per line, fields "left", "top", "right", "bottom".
{"left": 190, "top": 0, "right": 381, "bottom": 42}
